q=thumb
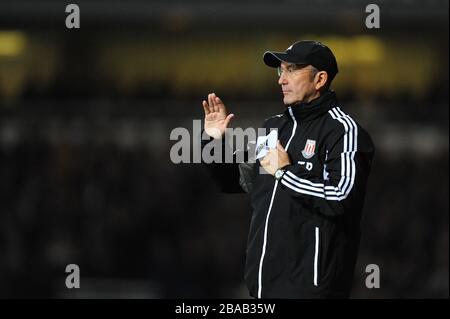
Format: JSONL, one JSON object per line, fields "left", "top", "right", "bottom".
{"left": 224, "top": 113, "right": 235, "bottom": 127}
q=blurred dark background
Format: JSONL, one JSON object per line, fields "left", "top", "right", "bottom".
{"left": 0, "top": 0, "right": 448, "bottom": 298}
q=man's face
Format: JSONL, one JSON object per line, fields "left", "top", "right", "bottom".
{"left": 277, "top": 62, "right": 317, "bottom": 105}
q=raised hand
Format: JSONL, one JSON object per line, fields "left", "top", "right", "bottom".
{"left": 202, "top": 93, "right": 234, "bottom": 139}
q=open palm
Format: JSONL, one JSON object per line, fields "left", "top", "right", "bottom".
{"left": 202, "top": 93, "right": 234, "bottom": 139}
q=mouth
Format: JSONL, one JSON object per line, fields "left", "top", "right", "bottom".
{"left": 282, "top": 91, "right": 291, "bottom": 95}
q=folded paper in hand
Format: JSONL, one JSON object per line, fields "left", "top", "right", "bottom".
{"left": 255, "top": 130, "right": 278, "bottom": 160}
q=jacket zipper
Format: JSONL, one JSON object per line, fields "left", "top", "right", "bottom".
{"left": 314, "top": 226, "right": 320, "bottom": 286}
{"left": 257, "top": 107, "right": 298, "bottom": 298}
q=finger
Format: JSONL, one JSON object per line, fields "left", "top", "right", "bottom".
{"left": 208, "top": 93, "right": 215, "bottom": 112}
{"left": 215, "top": 96, "right": 227, "bottom": 114}
{"left": 212, "top": 93, "right": 219, "bottom": 113}
{"left": 202, "top": 100, "right": 210, "bottom": 116}
{"left": 223, "top": 113, "right": 234, "bottom": 128}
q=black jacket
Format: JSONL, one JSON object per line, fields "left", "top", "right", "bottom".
{"left": 201, "top": 91, "right": 375, "bottom": 298}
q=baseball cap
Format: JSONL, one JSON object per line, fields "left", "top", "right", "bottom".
{"left": 263, "top": 40, "right": 338, "bottom": 82}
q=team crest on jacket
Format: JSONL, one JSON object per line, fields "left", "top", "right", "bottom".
{"left": 301, "top": 139, "right": 316, "bottom": 159}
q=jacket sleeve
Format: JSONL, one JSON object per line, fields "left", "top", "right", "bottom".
{"left": 278, "top": 119, "right": 375, "bottom": 217}
{"left": 200, "top": 130, "right": 248, "bottom": 194}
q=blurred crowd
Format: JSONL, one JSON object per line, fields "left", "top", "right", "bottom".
{"left": 0, "top": 92, "right": 448, "bottom": 298}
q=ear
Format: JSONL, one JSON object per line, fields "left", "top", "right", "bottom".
{"left": 315, "top": 71, "right": 328, "bottom": 91}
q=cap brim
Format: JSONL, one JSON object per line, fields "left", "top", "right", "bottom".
{"left": 263, "top": 51, "right": 306, "bottom": 68}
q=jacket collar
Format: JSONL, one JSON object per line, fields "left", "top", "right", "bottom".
{"left": 284, "top": 90, "right": 337, "bottom": 122}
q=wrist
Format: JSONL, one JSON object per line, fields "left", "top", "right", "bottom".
{"left": 274, "top": 167, "right": 286, "bottom": 181}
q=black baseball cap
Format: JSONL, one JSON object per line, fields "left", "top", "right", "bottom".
{"left": 263, "top": 40, "right": 338, "bottom": 82}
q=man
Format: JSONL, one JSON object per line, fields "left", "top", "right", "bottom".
{"left": 200, "top": 41, "right": 375, "bottom": 298}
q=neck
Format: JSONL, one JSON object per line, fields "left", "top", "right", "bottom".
{"left": 284, "top": 90, "right": 337, "bottom": 122}
{"left": 304, "top": 91, "right": 321, "bottom": 104}
{"left": 288, "top": 91, "right": 322, "bottom": 107}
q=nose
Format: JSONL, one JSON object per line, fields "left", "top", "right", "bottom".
{"left": 278, "top": 73, "right": 288, "bottom": 86}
